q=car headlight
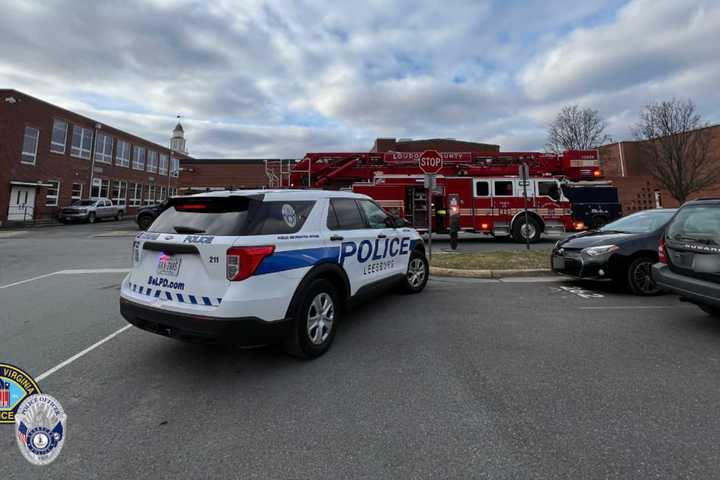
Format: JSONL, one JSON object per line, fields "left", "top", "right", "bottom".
{"left": 582, "top": 245, "right": 620, "bottom": 256}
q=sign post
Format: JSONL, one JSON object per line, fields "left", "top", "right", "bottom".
{"left": 519, "top": 163, "right": 530, "bottom": 251}
{"left": 419, "top": 150, "right": 443, "bottom": 261}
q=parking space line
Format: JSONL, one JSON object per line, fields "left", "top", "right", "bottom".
{"left": 579, "top": 306, "right": 683, "bottom": 310}
{"left": 0, "top": 268, "right": 130, "bottom": 289}
{"left": 36, "top": 325, "right": 132, "bottom": 382}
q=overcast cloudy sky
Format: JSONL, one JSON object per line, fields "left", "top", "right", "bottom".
{"left": 1, "top": 0, "right": 718, "bottom": 158}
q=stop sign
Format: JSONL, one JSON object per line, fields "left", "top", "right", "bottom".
{"left": 418, "top": 150, "right": 443, "bottom": 174}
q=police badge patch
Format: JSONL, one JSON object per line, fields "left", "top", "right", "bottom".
{"left": 281, "top": 204, "right": 297, "bottom": 228}
{"left": 15, "top": 394, "right": 67, "bottom": 466}
{"left": 0, "top": 363, "right": 41, "bottom": 424}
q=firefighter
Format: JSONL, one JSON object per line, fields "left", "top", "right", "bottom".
{"left": 448, "top": 194, "right": 460, "bottom": 250}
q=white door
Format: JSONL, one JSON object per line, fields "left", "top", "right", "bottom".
{"left": 8, "top": 187, "right": 36, "bottom": 221}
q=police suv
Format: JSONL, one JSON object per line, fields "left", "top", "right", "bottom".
{"left": 119, "top": 190, "right": 429, "bottom": 359}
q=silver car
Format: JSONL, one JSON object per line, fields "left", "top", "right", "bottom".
{"left": 59, "top": 198, "right": 124, "bottom": 223}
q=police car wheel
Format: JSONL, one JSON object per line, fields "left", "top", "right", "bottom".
{"left": 403, "top": 251, "right": 429, "bottom": 294}
{"left": 284, "top": 279, "right": 340, "bottom": 359}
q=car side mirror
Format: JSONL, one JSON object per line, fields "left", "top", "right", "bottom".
{"left": 384, "top": 216, "right": 396, "bottom": 228}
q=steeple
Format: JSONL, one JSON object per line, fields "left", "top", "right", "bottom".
{"left": 170, "top": 115, "right": 188, "bottom": 154}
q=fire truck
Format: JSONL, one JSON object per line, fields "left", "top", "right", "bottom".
{"left": 275, "top": 150, "right": 614, "bottom": 243}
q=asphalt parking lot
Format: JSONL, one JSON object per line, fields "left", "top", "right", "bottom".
{"left": 2, "top": 223, "right": 720, "bottom": 479}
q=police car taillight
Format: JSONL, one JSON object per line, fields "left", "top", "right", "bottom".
{"left": 226, "top": 246, "right": 275, "bottom": 281}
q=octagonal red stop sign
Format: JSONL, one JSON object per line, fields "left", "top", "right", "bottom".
{"left": 418, "top": 150, "right": 443, "bottom": 174}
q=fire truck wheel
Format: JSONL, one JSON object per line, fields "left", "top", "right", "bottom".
{"left": 402, "top": 251, "right": 429, "bottom": 294}
{"left": 512, "top": 217, "right": 541, "bottom": 243}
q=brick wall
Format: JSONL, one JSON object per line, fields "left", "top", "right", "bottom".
{"left": 599, "top": 124, "right": 720, "bottom": 214}
{"left": 178, "top": 160, "right": 269, "bottom": 192}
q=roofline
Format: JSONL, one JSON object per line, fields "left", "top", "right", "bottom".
{"left": 0, "top": 88, "right": 193, "bottom": 158}
{"left": 600, "top": 122, "right": 720, "bottom": 148}
{"left": 180, "top": 158, "right": 298, "bottom": 165}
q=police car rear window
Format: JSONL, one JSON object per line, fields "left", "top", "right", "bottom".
{"left": 148, "top": 197, "right": 315, "bottom": 236}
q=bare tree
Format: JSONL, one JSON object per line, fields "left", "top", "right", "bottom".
{"left": 634, "top": 98, "right": 716, "bottom": 204}
{"left": 546, "top": 105, "right": 611, "bottom": 153}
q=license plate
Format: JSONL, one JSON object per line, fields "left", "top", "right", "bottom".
{"left": 552, "top": 256, "right": 565, "bottom": 270}
{"left": 157, "top": 256, "right": 182, "bottom": 276}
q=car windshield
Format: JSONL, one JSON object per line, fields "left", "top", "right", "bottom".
{"left": 667, "top": 206, "right": 720, "bottom": 244}
{"left": 71, "top": 200, "right": 96, "bottom": 206}
{"left": 599, "top": 210, "right": 675, "bottom": 233}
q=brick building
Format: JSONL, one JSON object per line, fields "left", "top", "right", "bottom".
{"left": 371, "top": 137, "right": 499, "bottom": 153}
{"left": 0, "top": 89, "right": 190, "bottom": 226}
{"left": 178, "top": 159, "right": 278, "bottom": 194}
{"left": 598, "top": 124, "right": 720, "bottom": 214}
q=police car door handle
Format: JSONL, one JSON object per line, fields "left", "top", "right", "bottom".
{"left": 330, "top": 235, "right": 344, "bottom": 241}
{"left": 377, "top": 234, "right": 387, "bottom": 239}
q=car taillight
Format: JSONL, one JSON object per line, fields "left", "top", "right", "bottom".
{"left": 658, "top": 237, "right": 668, "bottom": 264}
{"left": 226, "top": 246, "right": 275, "bottom": 281}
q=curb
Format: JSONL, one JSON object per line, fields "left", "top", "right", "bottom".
{"left": 430, "top": 266, "right": 555, "bottom": 279}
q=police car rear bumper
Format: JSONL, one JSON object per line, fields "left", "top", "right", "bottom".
{"left": 120, "top": 297, "right": 292, "bottom": 345}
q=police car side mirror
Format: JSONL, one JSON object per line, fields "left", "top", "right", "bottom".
{"left": 384, "top": 216, "right": 396, "bottom": 228}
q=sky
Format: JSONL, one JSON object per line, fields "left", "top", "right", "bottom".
{"left": 1, "top": 0, "right": 718, "bottom": 158}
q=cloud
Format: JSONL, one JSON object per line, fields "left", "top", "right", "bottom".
{"left": 0, "top": 0, "right": 718, "bottom": 157}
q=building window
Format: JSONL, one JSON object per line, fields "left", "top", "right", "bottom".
{"left": 130, "top": 183, "right": 142, "bottom": 207}
{"left": 159, "top": 154, "right": 168, "bottom": 176}
{"left": 100, "top": 179, "right": 110, "bottom": 199}
{"left": 145, "top": 185, "right": 156, "bottom": 206}
{"left": 50, "top": 119, "right": 67, "bottom": 154}
{"left": 21, "top": 126, "right": 40, "bottom": 164}
{"left": 91, "top": 178, "right": 102, "bottom": 198}
{"left": 71, "top": 182, "right": 83, "bottom": 201}
{"left": 115, "top": 140, "right": 130, "bottom": 168}
{"left": 71, "top": 126, "right": 93, "bottom": 159}
{"left": 112, "top": 180, "right": 127, "bottom": 207}
{"left": 132, "top": 146, "right": 145, "bottom": 170}
{"left": 147, "top": 150, "right": 158, "bottom": 173}
{"left": 45, "top": 180, "right": 60, "bottom": 206}
{"left": 158, "top": 186, "right": 166, "bottom": 201}
{"left": 170, "top": 157, "right": 180, "bottom": 177}
{"left": 94, "top": 133, "right": 114, "bottom": 164}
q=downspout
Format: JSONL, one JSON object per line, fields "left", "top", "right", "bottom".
{"left": 618, "top": 141, "right": 626, "bottom": 177}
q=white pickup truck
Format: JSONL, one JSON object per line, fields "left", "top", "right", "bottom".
{"left": 59, "top": 197, "right": 125, "bottom": 223}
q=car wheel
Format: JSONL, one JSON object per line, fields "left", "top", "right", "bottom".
{"left": 88, "top": 212, "right": 96, "bottom": 224}
{"left": 402, "top": 250, "right": 429, "bottom": 294}
{"left": 698, "top": 304, "right": 720, "bottom": 317}
{"left": 115, "top": 211, "right": 124, "bottom": 221}
{"left": 283, "top": 279, "right": 340, "bottom": 359}
{"left": 512, "top": 216, "right": 541, "bottom": 243}
{"left": 627, "top": 257, "right": 661, "bottom": 295}
{"left": 137, "top": 215, "right": 154, "bottom": 230}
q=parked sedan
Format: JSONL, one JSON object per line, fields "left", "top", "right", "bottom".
{"left": 59, "top": 198, "right": 125, "bottom": 224}
{"left": 552, "top": 208, "right": 677, "bottom": 295}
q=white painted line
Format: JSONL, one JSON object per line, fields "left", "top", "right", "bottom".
{"left": 0, "top": 231, "right": 27, "bottom": 238}
{"left": 36, "top": 325, "right": 133, "bottom": 382}
{"left": 580, "top": 306, "right": 680, "bottom": 310}
{"left": 0, "top": 268, "right": 130, "bottom": 289}
{"left": 0, "top": 272, "right": 60, "bottom": 289}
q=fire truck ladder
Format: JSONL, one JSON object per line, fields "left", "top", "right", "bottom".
{"left": 264, "top": 159, "right": 296, "bottom": 188}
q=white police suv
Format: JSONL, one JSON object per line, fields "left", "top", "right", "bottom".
{"left": 119, "top": 189, "right": 428, "bottom": 358}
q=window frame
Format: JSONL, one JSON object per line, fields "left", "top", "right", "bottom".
{"left": 45, "top": 180, "right": 60, "bottom": 207}
{"left": 71, "top": 182, "right": 83, "bottom": 202}
{"left": 21, "top": 126, "right": 40, "bottom": 165}
{"left": 493, "top": 180, "right": 515, "bottom": 197}
{"left": 50, "top": 119, "right": 68, "bottom": 154}
{"left": 357, "top": 199, "right": 390, "bottom": 229}
{"left": 130, "top": 183, "right": 142, "bottom": 207}
{"left": 70, "top": 125, "right": 93, "bottom": 160}
{"left": 159, "top": 153, "right": 169, "bottom": 176}
{"left": 94, "top": 132, "right": 114, "bottom": 164}
{"left": 132, "top": 145, "right": 146, "bottom": 171}
{"left": 147, "top": 150, "right": 158, "bottom": 174}
{"left": 115, "top": 140, "right": 130, "bottom": 168}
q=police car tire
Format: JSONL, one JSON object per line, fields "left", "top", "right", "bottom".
{"left": 402, "top": 250, "right": 429, "bottom": 294}
{"left": 283, "top": 279, "right": 340, "bottom": 359}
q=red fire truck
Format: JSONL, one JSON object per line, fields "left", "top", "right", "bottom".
{"left": 283, "top": 150, "right": 606, "bottom": 243}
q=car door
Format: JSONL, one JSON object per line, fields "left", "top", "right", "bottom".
{"left": 357, "top": 198, "right": 407, "bottom": 280}
{"left": 325, "top": 197, "right": 379, "bottom": 295}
